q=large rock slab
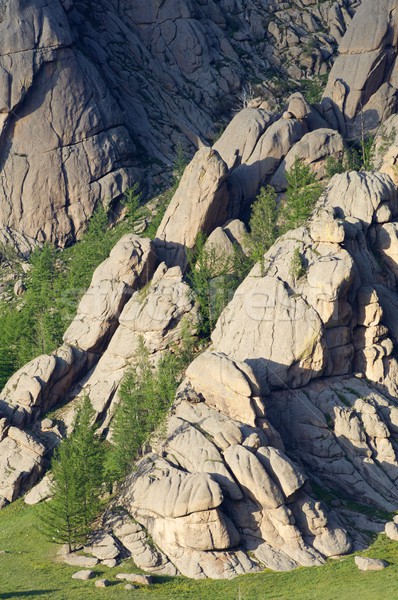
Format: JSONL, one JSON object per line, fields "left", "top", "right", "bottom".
{"left": 155, "top": 147, "right": 229, "bottom": 268}
{"left": 123, "top": 456, "right": 223, "bottom": 519}
{"left": 185, "top": 352, "right": 262, "bottom": 426}
{"left": 322, "top": 0, "right": 398, "bottom": 136}
{"left": 0, "top": 0, "right": 137, "bottom": 250}
{"left": 64, "top": 235, "right": 158, "bottom": 352}
{"left": 212, "top": 275, "right": 326, "bottom": 391}
{"left": 213, "top": 109, "right": 274, "bottom": 169}
{"left": 271, "top": 129, "right": 345, "bottom": 191}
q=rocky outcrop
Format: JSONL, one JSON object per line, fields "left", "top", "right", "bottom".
{"left": 76, "top": 262, "right": 199, "bottom": 420}
{"left": 0, "top": 345, "right": 90, "bottom": 427}
{"left": 64, "top": 235, "right": 158, "bottom": 352}
{"left": 0, "top": 422, "right": 46, "bottom": 506}
{"left": 113, "top": 387, "right": 350, "bottom": 578}
{"left": 322, "top": 0, "right": 398, "bottom": 137}
{"left": 0, "top": 0, "right": 359, "bottom": 250}
{"left": 155, "top": 148, "right": 229, "bottom": 268}
{"left": 8, "top": 2, "right": 398, "bottom": 580}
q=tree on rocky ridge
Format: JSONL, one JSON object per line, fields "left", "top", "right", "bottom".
{"left": 41, "top": 397, "right": 104, "bottom": 552}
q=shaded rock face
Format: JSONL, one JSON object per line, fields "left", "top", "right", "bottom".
{"left": 322, "top": 0, "right": 398, "bottom": 137}
{"left": 0, "top": 0, "right": 359, "bottom": 250}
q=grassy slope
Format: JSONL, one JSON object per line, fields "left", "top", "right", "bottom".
{"left": 1, "top": 502, "right": 398, "bottom": 600}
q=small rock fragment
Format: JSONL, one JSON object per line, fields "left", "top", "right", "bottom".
{"left": 102, "top": 559, "right": 117, "bottom": 568}
{"left": 116, "top": 573, "right": 152, "bottom": 585}
{"left": 72, "top": 570, "right": 95, "bottom": 580}
{"left": 355, "top": 556, "right": 387, "bottom": 571}
{"left": 385, "top": 522, "right": 398, "bottom": 541}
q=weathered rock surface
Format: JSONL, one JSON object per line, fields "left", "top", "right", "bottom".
{"left": 24, "top": 474, "right": 53, "bottom": 506}
{"left": 78, "top": 262, "right": 198, "bottom": 419}
{"left": 0, "top": 423, "right": 46, "bottom": 505}
{"left": 84, "top": 532, "right": 119, "bottom": 561}
{"left": 0, "top": 345, "right": 89, "bottom": 426}
{"left": 322, "top": 0, "right": 398, "bottom": 136}
{"left": 64, "top": 235, "right": 158, "bottom": 352}
{"left": 271, "top": 129, "right": 346, "bottom": 190}
{"left": 0, "top": 0, "right": 358, "bottom": 249}
{"left": 155, "top": 148, "right": 229, "bottom": 268}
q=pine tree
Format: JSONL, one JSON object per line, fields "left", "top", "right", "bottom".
{"left": 41, "top": 397, "right": 104, "bottom": 551}
{"left": 187, "top": 233, "right": 240, "bottom": 338}
{"left": 246, "top": 185, "right": 278, "bottom": 275}
{"left": 280, "top": 158, "right": 322, "bottom": 233}
{"left": 290, "top": 247, "right": 306, "bottom": 282}
{"left": 107, "top": 337, "right": 186, "bottom": 482}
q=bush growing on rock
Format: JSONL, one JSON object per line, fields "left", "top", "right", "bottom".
{"left": 187, "top": 233, "right": 249, "bottom": 339}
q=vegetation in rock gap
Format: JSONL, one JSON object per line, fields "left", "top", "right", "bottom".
{"left": 246, "top": 185, "right": 278, "bottom": 276}
{"left": 40, "top": 397, "right": 104, "bottom": 552}
{"left": 290, "top": 247, "right": 307, "bottom": 281}
{"left": 187, "top": 233, "right": 251, "bottom": 339}
{"left": 279, "top": 158, "right": 322, "bottom": 232}
{"left": 300, "top": 73, "right": 328, "bottom": 104}
{"left": 325, "top": 136, "right": 376, "bottom": 178}
{"left": 121, "top": 182, "right": 142, "bottom": 225}
{"left": 106, "top": 331, "right": 195, "bottom": 483}
{"left": 244, "top": 159, "right": 321, "bottom": 277}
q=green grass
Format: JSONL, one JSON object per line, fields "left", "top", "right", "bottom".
{"left": 1, "top": 502, "right": 398, "bottom": 599}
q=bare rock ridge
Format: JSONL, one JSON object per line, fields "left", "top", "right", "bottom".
{"left": 3, "top": 0, "right": 398, "bottom": 580}
{"left": 0, "top": 0, "right": 360, "bottom": 251}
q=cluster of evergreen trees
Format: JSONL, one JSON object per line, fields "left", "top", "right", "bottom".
{"left": 41, "top": 398, "right": 104, "bottom": 552}
{"left": 0, "top": 208, "right": 131, "bottom": 389}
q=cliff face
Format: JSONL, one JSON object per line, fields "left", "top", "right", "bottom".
{"left": 3, "top": 0, "right": 398, "bottom": 582}
{"left": 0, "top": 0, "right": 359, "bottom": 251}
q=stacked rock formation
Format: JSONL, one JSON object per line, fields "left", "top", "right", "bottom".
{"left": 2, "top": 0, "right": 398, "bottom": 581}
